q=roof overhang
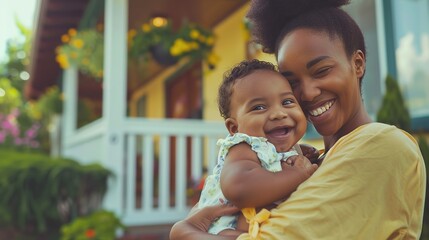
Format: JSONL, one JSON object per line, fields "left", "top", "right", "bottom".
{"left": 26, "top": 0, "right": 248, "bottom": 100}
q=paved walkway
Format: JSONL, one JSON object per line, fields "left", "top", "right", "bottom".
{"left": 119, "top": 224, "right": 173, "bottom": 240}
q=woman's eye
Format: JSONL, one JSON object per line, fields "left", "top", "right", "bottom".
{"left": 315, "top": 67, "right": 331, "bottom": 77}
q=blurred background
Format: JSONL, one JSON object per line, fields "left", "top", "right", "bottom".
{"left": 1, "top": 0, "right": 429, "bottom": 239}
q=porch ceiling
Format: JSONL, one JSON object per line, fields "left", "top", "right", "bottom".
{"left": 25, "top": 0, "right": 90, "bottom": 100}
{"left": 26, "top": 0, "right": 249, "bottom": 100}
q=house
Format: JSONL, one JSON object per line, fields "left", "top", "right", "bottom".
{"left": 26, "top": 0, "right": 429, "bottom": 231}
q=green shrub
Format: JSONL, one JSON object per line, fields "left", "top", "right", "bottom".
{"left": 61, "top": 210, "right": 124, "bottom": 240}
{"left": 418, "top": 136, "right": 429, "bottom": 239}
{"left": 376, "top": 74, "right": 411, "bottom": 131}
{"left": 0, "top": 148, "right": 112, "bottom": 235}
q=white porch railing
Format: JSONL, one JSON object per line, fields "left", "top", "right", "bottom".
{"left": 121, "top": 118, "right": 226, "bottom": 225}
{"left": 59, "top": 0, "right": 228, "bottom": 227}
{"left": 61, "top": 117, "right": 226, "bottom": 226}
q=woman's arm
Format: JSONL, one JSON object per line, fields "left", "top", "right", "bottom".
{"left": 220, "top": 143, "right": 317, "bottom": 208}
{"left": 170, "top": 204, "right": 241, "bottom": 240}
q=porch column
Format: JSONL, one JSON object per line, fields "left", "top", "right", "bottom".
{"left": 62, "top": 66, "right": 78, "bottom": 143}
{"left": 102, "top": 0, "right": 128, "bottom": 215}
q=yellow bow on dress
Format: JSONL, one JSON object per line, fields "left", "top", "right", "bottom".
{"left": 242, "top": 207, "right": 271, "bottom": 239}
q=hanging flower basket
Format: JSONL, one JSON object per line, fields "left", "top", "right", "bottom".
{"left": 128, "top": 20, "right": 219, "bottom": 69}
{"left": 56, "top": 27, "right": 104, "bottom": 80}
{"left": 55, "top": 20, "right": 220, "bottom": 80}
{"left": 150, "top": 44, "right": 178, "bottom": 66}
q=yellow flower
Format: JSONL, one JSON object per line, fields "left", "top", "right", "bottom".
{"left": 128, "top": 29, "right": 137, "bottom": 39}
{"left": 198, "top": 35, "right": 206, "bottom": 43}
{"left": 170, "top": 38, "right": 188, "bottom": 56}
{"left": 141, "top": 23, "right": 151, "bottom": 32}
{"left": 96, "top": 70, "right": 103, "bottom": 78}
{"left": 207, "top": 52, "right": 219, "bottom": 66}
{"left": 61, "top": 34, "right": 70, "bottom": 43}
{"left": 206, "top": 36, "right": 215, "bottom": 46}
{"left": 190, "top": 29, "right": 200, "bottom": 39}
{"left": 68, "top": 28, "right": 77, "bottom": 37}
{"left": 56, "top": 54, "right": 69, "bottom": 69}
{"left": 127, "top": 29, "right": 137, "bottom": 46}
{"left": 189, "top": 42, "right": 199, "bottom": 50}
{"left": 27, "top": 101, "right": 42, "bottom": 120}
{"left": 82, "top": 58, "right": 90, "bottom": 65}
{"left": 71, "top": 39, "right": 84, "bottom": 49}
{"left": 70, "top": 52, "right": 78, "bottom": 59}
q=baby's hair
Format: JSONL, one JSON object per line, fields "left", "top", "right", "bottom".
{"left": 246, "top": 0, "right": 366, "bottom": 87}
{"left": 218, "top": 59, "right": 277, "bottom": 119}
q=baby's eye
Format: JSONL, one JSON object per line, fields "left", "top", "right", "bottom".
{"left": 282, "top": 99, "right": 294, "bottom": 106}
{"left": 251, "top": 105, "right": 266, "bottom": 111}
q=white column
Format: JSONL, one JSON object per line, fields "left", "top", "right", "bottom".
{"left": 102, "top": 0, "right": 128, "bottom": 215}
{"left": 375, "top": 0, "right": 388, "bottom": 94}
{"left": 62, "top": 66, "right": 78, "bottom": 143}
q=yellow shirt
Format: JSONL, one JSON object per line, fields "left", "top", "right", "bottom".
{"left": 238, "top": 123, "right": 426, "bottom": 239}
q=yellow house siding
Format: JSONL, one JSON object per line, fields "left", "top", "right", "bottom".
{"left": 203, "top": 5, "right": 249, "bottom": 121}
{"left": 203, "top": 4, "right": 280, "bottom": 121}
{"left": 130, "top": 76, "right": 165, "bottom": 118}
{"left": 129, "top": 59, "right": 190, "bottom": 118}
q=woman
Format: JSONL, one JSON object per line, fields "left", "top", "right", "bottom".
{"left": 170, "top": 0, "right": 426, "bottom": 239}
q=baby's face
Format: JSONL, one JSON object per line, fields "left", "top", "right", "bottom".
{"left": 227, "top": 69, "right": 307, "bottom": 152}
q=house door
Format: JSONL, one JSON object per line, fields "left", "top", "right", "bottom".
{"left": 166, "top": 62, "right": 203, "bottom": 119}
{"left": 166, "top": 62, "right": 202, "bottom": 205}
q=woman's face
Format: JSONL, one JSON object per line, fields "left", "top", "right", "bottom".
{"left": 276, "top": 28, "right": 365, "bottom": 139}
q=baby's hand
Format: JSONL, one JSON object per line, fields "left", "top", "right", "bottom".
{"left": 282, "top": 155, "right": 318, "bottom": 178}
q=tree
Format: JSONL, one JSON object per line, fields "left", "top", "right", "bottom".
{"left": 0, "top": 19, "right": 47, "bottom": 151}
{"left": 376, "top": 74, "right": 411, "bottom": 131}
{"left": 0, "top": 78, "right": 22, "bottom": 113}
{"left": 417, "top": 135, "right": 429, "bottom": 239}
{"left": 0, "top": 19, "right": 32, "bottom": 93}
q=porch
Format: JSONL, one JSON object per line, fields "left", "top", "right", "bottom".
{"left": 52, "top": 0, "right": 239, "bottom": 227}
{"left": 59, "top": 112, "right": 226, "bottom": 226}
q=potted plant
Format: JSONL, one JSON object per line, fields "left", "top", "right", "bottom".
{"left": 56, "top": 27, "right": 104, "bottom": 80}
{"left": 128, "top": 21, "right": 177, "bottom": 66}
{"left": 170, "top": 21, "right": 218, "bottom": 69}
{"left": 128, "top": 20, "right": 219, "bottom": 68}
{"left": 60, "top": 210, "right": 124, "bottom": 240}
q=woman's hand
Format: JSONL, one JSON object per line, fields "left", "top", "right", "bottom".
{"left": 282, "top": 154, "right": 318, "bottom": 178}
{"left": 170, "top": 204, "right": 241, "bottom": 240}
{"left": 299, "top": 143, "right": 320, "bottom": 164}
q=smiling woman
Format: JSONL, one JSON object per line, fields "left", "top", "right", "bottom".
{"left": 170, "top": 0, "right": 426, "bottom": 239}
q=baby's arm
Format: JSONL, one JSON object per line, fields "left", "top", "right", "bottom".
{"left": 220, "top": 143, "right": 317, "bottom": 209}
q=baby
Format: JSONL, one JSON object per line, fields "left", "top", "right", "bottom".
{"left": 198, "top": 59, "right": 318, "bottom": 236}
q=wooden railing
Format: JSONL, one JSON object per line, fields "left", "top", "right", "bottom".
{"left": 121, "top": 118, "right": 226, "bottom": 225}
{"left": 61, "top": 117, "right": 226, "bottom": 226}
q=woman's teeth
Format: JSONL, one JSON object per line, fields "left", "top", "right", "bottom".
{"left": 309, "top": 101, "right": 333, "bottom": 117}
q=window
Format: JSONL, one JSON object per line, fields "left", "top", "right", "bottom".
{"left": 387, "top": 0, "right": 429, "bottom": 130}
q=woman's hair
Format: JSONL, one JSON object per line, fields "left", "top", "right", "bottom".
{"left": 246, "top": 0, "right": 366, "bottom": 62}
{"left": 218, "top": 59, "right": 277, "bottom": 119}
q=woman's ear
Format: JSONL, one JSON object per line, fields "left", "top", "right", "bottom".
{"left": 353, "top": 50, "right": 365, "bottom": 78}
{"left": 225, "top": 118, "right": 238, "bottom": 135}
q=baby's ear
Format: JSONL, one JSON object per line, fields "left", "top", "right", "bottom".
{"left": 225, "top": 118, "right": 238, "bottom": 135}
